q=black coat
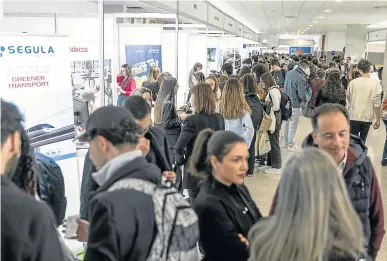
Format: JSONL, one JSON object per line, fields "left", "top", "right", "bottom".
{"left": 155, "top": 101, "right": 182, "bottom": 158}
{"left": 194, "top": 177, "right": 262, "bottom": 261}
{"left": 174, "top": 113, "right": 225, "bottom": 189}
{"left": 245, "top": 93, "right": 264, "bottom": 129}
{"left": 142, "top": 81, "right": 159, "bottom": 101}
{"left": 80, "top": 126, "right": 172, "bottom": 220}
{"left": 1, "top": 177, "right": 65, "bottom": 261}
{"left": 84, "top": 157, "right": 161, "bottom": 261}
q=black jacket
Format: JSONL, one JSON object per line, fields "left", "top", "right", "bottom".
{"left": 1, "top": 177, "right": 64, "bottom": 261}
{"left": 302, "top": 134, "right": 384, "bottom": 258}
{"left": 84, "top": 157, "right": 161, "bottom": 261}
{"left": 174, "top": 113, "right": 225, "bottom": 189}
{"left": 315, "top": 86, "right": 347, "bottom": 107}
{"left": 80, "top": 126, "right": 172, "bottom": 220}
{"left": 245, "top": 93, "right": 264, "bottom": 129}
{"left": 155, "top": 101, "right": 182, "bottom": 155}
{"left": 194, "top": 177, "right": 262, "bottom": 261}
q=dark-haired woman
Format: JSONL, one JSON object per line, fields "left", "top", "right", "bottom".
{"left": 154, "top": 76, "right": 189, "bottom": 190}
{"left": 252, "top": 63, "right": 269, "bottom": 100}
{"left": 315, "top": 70, "right": 347, "bottom": 107}
{"left": 142, "top": 66, "right": 160, "bottom": 101}
{"left": 191, "top": 129, "right": 262, "bottom": 261}
{"left": 187, "top": 62, "right": 203, "bottom": 103}
{"left": 241, "top": 74, "right": 263, "bottom": 177}
{"left": 175, "top": 83, "right": 224, "bottom": 204}
{"left": 117, "top": 64, "right": 136, "bottom": 105}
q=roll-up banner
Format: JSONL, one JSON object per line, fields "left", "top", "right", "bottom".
{"left": 0, "top": 34, "right": 80, "bottom": 216}
{"left": 125, "top": 45, "right": 162, "bottom": 82}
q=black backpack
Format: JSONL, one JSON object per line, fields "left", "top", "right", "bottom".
{"left": 268, "top": 88, "right": 292, "bottom": 121}
{"left": 35, "top": 153, "right": 67, "bottom": 226}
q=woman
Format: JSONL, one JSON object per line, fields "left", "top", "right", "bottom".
{"left": 219, "top": 79, "right": 254, "bottom": 148}
{"left": 154, "top": 76, "right": 188, "bottom": 189}
{"left": 315, "top": 70, "right": 347, "bottom": 107}
{"left": 130, "top": 87, "right": 153, "bottom": 108}
{"left": 142, "top": 66, "right": 160, "bottom": 101}
{"left": 117, "top": 64, "right": 136, "bottom": 105}
{"left": 249, "top": 148, "right": 366, "bottom": 261}
{"left": 187, "top": 62, "right": 203, "bottom": 103}
{"left": 175, "top": 83, "right": 224, "bottom": 204}
{"left": 193, "top": 71, "right": 206, "bottom": 85}
{"left": 252, "top": 64, "right": 269, "bottom": 99}
{"left": 191, "top": 129, "right": 262, "bottom": 261}
{"left": 206, "top": 75, "right": 221, "bottom": 107}
{"left": 240, "top": 74, "right": 263, "bottom": 177}
{"left": 348, "top": 64, "right": 361, "bottom": 84}
{"left": 260, "top": 72, "right": 282, "bottom": 174}
{"left": 238, "top": 65, "right": 251, "bottom": 78}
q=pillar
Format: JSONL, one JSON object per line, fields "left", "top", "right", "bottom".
{"left": 383, "top": 39, "right": 387, "bottom": 90}
{"left": 345, "top": 24, "right": 367, "bottom": 61}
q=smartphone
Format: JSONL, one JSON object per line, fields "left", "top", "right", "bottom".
{"left": 64, "top": 215, "right": 79, "bottom": 239}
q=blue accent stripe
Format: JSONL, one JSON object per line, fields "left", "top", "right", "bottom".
{"left": 50, "top": 152, "right": 77, "bottom": 162}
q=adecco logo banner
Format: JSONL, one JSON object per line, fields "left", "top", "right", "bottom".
{"left": 0, "top": 45, "right": 54, "bottom": 57}
{"left": 69, "top": 46, "right": 88, "bottom": 53}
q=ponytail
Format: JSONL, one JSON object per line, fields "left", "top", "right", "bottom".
{"left": 189, "top": 128, "right": 214, "bottom": 179}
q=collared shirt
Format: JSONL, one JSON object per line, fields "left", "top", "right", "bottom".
{"left": 338, "top": 152, "right": 348, "bottom": 173}
{"left": 92, "top": 150, "right": 142, "bottom": 187}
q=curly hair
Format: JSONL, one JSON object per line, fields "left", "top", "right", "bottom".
{"left": 12, "top": 127, "right": 37, "bottom": 196}
{"left": 240, "top": 74, "right": 257, "bottom": 95}
{"left": 319, "top": 70, "right": 346, "bottom": 107}
{"left": 252, "top": 64, "right": 269, "bottom": 83}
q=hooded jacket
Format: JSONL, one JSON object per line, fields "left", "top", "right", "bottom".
{"left": 270, "top": 134, "right": 384, "bottom": 259}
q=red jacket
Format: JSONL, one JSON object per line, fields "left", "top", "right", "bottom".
{"left": 270, "top": 145, "right": 384, "bottom": 259}
{"left": 117, "top": 75, "right": 136, "bottom": 97}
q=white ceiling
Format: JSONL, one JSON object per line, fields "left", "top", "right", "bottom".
{"left": 211, "top": 0, "right": 387, "bottom": 36}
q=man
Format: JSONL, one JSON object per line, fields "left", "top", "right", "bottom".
{"left": 270, "top": 104, "right": 385, "bottom": 260}
{"left": 1, "top": 99, "right": 64, "bottom": 261}
{"left": 270, "top": 58, "right": 286, "bottom": 89}
{"left": 80, "top": 97, "right": 174, "bottom": 221}
{"left": 78, "top": 106, "right": 162, "bottom": 261}
{"left": 347, "top": 59, "right": 382, "bottom": 143}
{"left": 283, "top": 59, "right": 309, "bottom": 151}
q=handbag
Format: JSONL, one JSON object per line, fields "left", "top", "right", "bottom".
{"left": 259, "top": 111, "right": 272, "bottom": 133}
{"left": 302, "top": 103, "right": 314, "bottom": 118}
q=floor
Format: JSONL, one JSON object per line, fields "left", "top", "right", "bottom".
{"left": 245, "top": 116, "right": 387, "bottom": 261}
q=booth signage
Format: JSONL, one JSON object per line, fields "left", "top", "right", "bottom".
{"left": 125, "top": 45, "right": 162, "bottom": 79}
{"left": 207, "top": 5, "right": 224, "bottom": 29}
{"left": 179, "top": 1, "right": 207, "bottom": 23}
{"left": 69, "top": 46, "right": 88, "bottom": 53}
{"left": 223, "top": 16, "right": 236, "bottom": 34}
{"left": 289, "top": 46, "right": 312, "bottom": 55}
{"left": 0, "top": 45, "right": 54, "bottom": 57}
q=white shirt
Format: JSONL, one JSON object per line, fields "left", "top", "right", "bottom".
{"left": 347, "top": 77, "right": 382, "bottom": 122}
{"left": 265, "top": 87, "right": 281, "bottom": 112}
{"left": 338, "top": 152, "right": 348, "bottom": 173}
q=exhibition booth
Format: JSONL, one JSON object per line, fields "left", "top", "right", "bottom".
{"left": 0, "top": 0, "right": 261, "bottom": 225}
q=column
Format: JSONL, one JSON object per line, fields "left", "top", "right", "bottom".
{"left": 345, "top": 24, "right": 367, "bottom": 61}
{"left": 383, "top": 39, "right": 387, "bottom": 90}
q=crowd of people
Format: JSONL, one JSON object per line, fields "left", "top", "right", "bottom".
{"left": 1, "top": 51, "right": 386, "bottom": 261}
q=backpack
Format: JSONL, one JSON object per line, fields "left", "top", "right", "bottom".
{"left": 108, "top": 178, "right": 200, "bottom": 261}
{"left": 35, "top": 153, "right": 67, "bottom": 227}
{"left": 268, "top": 88, "right": 292, "bottom": 121}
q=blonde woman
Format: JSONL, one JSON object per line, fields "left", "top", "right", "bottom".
{"left": 219, "top": 78, "right": 254, "bottom": 147}
{"left": 249, "top": 148, "right": 367, "bottom": 261}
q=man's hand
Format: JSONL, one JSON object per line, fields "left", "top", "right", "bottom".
{"left": 136, "top": 137, "right": 150, "bottom": 156}
{"left": 238, "top": 234, "right": 249, "bottom": 246}
{"left": 76, "top": 219, "right": 89, "bottom": 242}
{"left": 162, "top": 171, "right": 177, "bottom": 183}
{"left": 373, "top": 120, "right": 380, "bottom": 130}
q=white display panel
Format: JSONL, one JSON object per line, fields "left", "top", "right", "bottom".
{"left": 0, "top": 34, "right": 79, "bottom": 216}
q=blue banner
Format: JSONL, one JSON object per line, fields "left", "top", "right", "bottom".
{"left": 125, "top": 45, "right": 162, "bottom": 79}
{"left": 289, "top": 46, "right": 312, "bottom": 56}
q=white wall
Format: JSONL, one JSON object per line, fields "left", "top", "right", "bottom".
{"left": 366, "top": 42, "right": 386, "bottom": 53}
{"left": 325, "top": 31, "right": 346, "bottom": 52}
{"left": 0, "top": 16, "right": 55, "bottom": 34}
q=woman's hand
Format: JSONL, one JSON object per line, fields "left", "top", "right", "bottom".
{"left": 162, "top": 171, "right": 177, "bottom": 183}
{"left": 180, "top": 113, "right": 190, "bottom": 121}
{"left": 76, "top": 219, "right": 90, "bottom": 242}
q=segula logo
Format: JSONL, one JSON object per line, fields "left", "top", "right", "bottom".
{"left": 0, "top": 45, "right": 54, "bottom": 57}
{"left": 69, "top": 46, "right": 88, "bottom": 53}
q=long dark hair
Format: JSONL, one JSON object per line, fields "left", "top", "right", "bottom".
{"left": 194, "top": 72, "right": 205, "bottom": 84}
{"left": 260, "top": 72, "right": 277, "bottom": 90}
{"left": 240, "top": 74, "right": 257, "bottom": 95}
{"left": 321, "top": 70, "right": 346, "bottom": 105}
{"left": 189, "top": 129, "right": 245, "bottom": 179}
{"left": 121, "top": 64, "right": 133, "bottom": 88}
{"left": 12, "top": 127, "right": 36, "bottom": 196}
{"left": 154, "top": 76, "right": 177, "bottom": 124}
